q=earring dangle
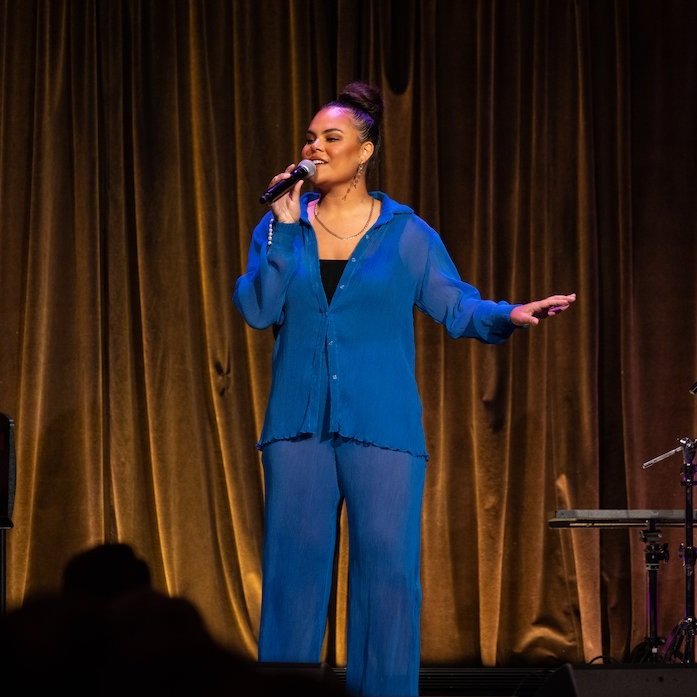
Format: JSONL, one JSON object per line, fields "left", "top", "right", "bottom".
{"left": 353, "top": 161, "right": 365, "bottom": 189}
{"left": 344, "top": 161, "right": 365, "bottom": 200}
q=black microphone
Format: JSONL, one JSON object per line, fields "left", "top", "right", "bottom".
{"left": 259, "top": 160, "right": 316, "bottom": 204}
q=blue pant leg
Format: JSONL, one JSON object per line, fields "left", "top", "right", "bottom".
{"left": 335, "top": 441, "right": 426, "bottom": 697}
{"left": 258, "top": 436, "right": 342, "bottom": 662}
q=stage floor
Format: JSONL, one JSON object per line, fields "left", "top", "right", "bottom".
{"left": 331, "top": 663, "right": 697, "bottom": 697}
{"left": 418, "top": 667, "right": 554, "bottom": 696}
{"left": 332, "top": 665, "right": 555, "bottom": 696}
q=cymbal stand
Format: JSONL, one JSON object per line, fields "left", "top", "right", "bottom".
{"left": 643, "top": 436, "right": 696, "bottom": 663}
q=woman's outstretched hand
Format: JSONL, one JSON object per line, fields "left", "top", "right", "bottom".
{"left": 510, "top": 293, "right": 576, "bottom": 327}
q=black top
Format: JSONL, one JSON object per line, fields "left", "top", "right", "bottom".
{"left": 319, "top": 259, "right": 348, "bottom": 305}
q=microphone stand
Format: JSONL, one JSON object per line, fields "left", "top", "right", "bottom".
{"left": 643, "top": 437, "right": 697, "bottom": 663}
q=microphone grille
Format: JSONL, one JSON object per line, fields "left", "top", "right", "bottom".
{"left": 298, "top": 159, "right": 316, "bottom": 176}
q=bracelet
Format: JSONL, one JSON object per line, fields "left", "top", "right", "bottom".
{"left": 267, "top": 218, "right": 274, "bottom": 247}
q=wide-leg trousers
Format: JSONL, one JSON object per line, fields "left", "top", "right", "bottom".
{"left": 258, "top": 430, "right": 426, "bottom": 697}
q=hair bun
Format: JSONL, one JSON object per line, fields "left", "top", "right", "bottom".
{"left": 326, "top": 81, "right": 383, "bottom": 165}
{"left": 337, "top": 81, "right": 384, "bottom": 127}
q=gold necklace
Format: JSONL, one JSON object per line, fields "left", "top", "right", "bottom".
{"left": 314, "top": 197, "right": 375, "bottom": 240}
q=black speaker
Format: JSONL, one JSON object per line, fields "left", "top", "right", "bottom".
{"left": 534, "top": 663, "right": 697, "bottom": 697}
{"left": 0, "top": 412, "right": 15, "bottom": 528}
{"left": 1, "top": 412, "right": 16, "bottom": 615}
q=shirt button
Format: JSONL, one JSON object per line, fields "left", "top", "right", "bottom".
{"left": 332, "top": 374, "right": 338, "bottom": 380}
{"left": 351, "top": 257, "right": 356, "bottom": 262}
{"left": 339, "top": 284, "right": 345, "bottom": 289}
{"left": 328, "top": 340, "right": 334, "bottom": 346}
{"left": 365, "top": 234, "right": 370, "bottom": 239}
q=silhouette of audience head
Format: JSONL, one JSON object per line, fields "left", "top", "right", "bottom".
{"left": 61, "top": 542, "right": 151, "bottom": 601}
{"left": 0, "top": 541, "right": 347, "bottom": 695}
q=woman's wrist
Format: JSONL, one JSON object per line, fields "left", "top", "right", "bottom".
{"left": 266, "top": 218, "right": 300, "bottom": 250}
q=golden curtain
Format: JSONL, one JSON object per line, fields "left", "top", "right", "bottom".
{"left": 1, "top": 0, "right": 696, "bottom": 667}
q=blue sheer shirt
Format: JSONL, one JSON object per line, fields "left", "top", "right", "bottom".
{"left": 233, "top": 191, "right": 518, "bottom": 458}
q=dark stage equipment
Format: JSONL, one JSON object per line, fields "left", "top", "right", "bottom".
{"left": 643, "top": 436, "right": 697, "bottom": 663}
{"left": 550, "top": 508, "right": 696, "bottom": 662}
{"left": 0, "top": 412, "right": 16, "bottom": 616}
{"left": 533, "top": 663, "right": 697, "bottom": 696}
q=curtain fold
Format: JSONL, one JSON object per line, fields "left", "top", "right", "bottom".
{"left": 1, "top": 0, "right": 696, "bottom": 666}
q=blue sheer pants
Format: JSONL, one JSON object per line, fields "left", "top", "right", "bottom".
{"left": 258, "top": 433, "right": 426, "bottom": 697}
